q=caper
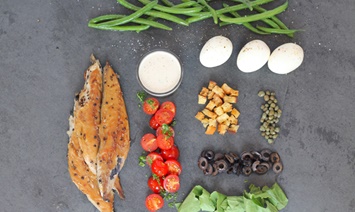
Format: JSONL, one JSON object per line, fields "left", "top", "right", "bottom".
{"left": 269, "top": 110, "right": 274, "bottom": 116}
{"left": 273, "top": 134, "right": 278, "bottom": 139}
{"left": 274, "top": 99, "right": 278, "bottom": 103}
{"left": 261, "top": 105, "right": 265, "bottom": 110}
{"left": 258, "top": 91, "right": 265, "bottom": 97}
{"left": 277, "top": 109, "right": 282, "bottom": 114}
{"left": 268, "top": 100, "right": 272, "bottom": 104}
{"left": 270, "top": 95, "right": 275, "bottom": 100}
{"left": 268, "top": 139, "right": 274, "bottom": 144}
{"left": 275, "top": 127, "right": 280, "bottom": 132}
{"left": 271, "top": 131, "right": 276, "bottom": 135}
{"left": 264, "top": 135, "right": 269, "bottom": 139}
{"left": 260, "top": 126, "right": 265, "bottom": 131}
{"left": 262, "top": 113, "right": 267, "bottom": 119}
{"left": 272, "top": 123, "right": 276, "bottom": 127}
{"left": 266, "top": 131, "right": 270, "bottom": 135}
{"left": 266, "top": 91, "right": 271, "bottom": 95}
{"left": 270, "top": 103, "right": 276, "bottom": 108}
{"left": 265, "top": 110, "right": 269, "bottom": 115}
{"left": 265, "top": 104, "right": 269, "bottom": 108}
{"left": 264, "top": 95, "right": 270, "bottom": 101}
{"left": 271, "top": 92, "right": 275, "bottom": 96}
{"left": 268, "top": 116, "right": 273, "bottom": 120}
{"left": 274, "top": 112, "right": 278, "bottom": 117}
{"left": 275, "top": 106, "right": 279, "bottom": 110}
{"left": 277, "top": 113, "right": 282, "bottom": 118}
{"left": 275, "top": 118, "right": 279, "bottom": 123}
{"left": 261, "top": 132, "right": 266, "bottom": 137}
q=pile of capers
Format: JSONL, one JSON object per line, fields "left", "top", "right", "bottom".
{"left": 258, "top": 90, "right": 282, "bottom": 144}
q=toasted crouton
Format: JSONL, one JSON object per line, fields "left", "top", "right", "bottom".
{"left": 212, "top": 94, "right": 223, "bottom": 106}
{"left": 208, "top": 81, "right": 217, "bottom": 90}
{"left": 205, "top": 125, "right": 216, "bottom": 135}
{"left": 198, "top": 94, "right": 207, "bottom": 104}
{"left": 218, "top": 124, "right": 228, "bottom": 135}
{"left": 201, "top": 118, "right": 209, "bottom": 128}
{"left": 214, "top": 106, "right": 224, "bottom": 116}
{"left": 216, "top": 113, "right": 229, "bottom": 124}
{"left": 228, "top": 125, "right": 240, "bottom": 133}
{"left": 202, "top": 109, "right": 217, "bottom": 119}
{"left": 228, "top": 115, "right": 238, "bottom": 125}
{"left": 207, "top": 91, "right": 215, "bottom": 100}
{"left": 221, "top": 102, "right": 233, "bottom": 113}
{"left": 195, "top": 111, "right": 205, "bottom": 121}
{"left": 223, "top": 95, "right": 237, "bottom": 104}
{"left": 231, "top": 108, "right": 240, "bottom": 118}
{"left": 206, "top": 101, "right": 216, "bottom": 111}
{"left": 230, "top": 89, "right": 239, "bottom": 97}
{"left": 212, "top": 85, "right": 225, "bottom": 98}
{"left": 199, "top": 87, "right": 209, "bottom": 97}
{"left": 221, "top": 83, "right": 232, "bottom": 94}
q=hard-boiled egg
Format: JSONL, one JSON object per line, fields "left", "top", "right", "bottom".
{"left": 236, "top": 40, "right": 270, "bottom": 73}
{"left": 268, "top": 43, "right": 304, "bottom": 74}
{"left": 200, "top": 35, "right": 233, "bottom": 68}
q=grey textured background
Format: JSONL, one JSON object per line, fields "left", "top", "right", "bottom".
{"left": 0, "top": 0, "right": 354, "bottom": 211}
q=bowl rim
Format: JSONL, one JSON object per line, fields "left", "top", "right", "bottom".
{"left": 136, "top": 49, "right": 183, "bottom": 97}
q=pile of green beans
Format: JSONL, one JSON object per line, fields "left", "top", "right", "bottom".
{"left": 88, "top": 0, "right": 299, "bottom": 37}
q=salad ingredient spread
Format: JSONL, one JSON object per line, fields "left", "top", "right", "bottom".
{"left": 237, "top": 40, "right": 271, "bottom": 73}
{"left": 176, "top": 183, "right": 288, "bottom": 212}
{"left": 195, "top": 81, "right": 240, "bottom": 135}
{"left": 89, "top": 0, "right": 298, "bottom": 37}
{"left": 137, "top": 50, "right": 182, "bottom": 96}
{"left": 67, "top": 55, "right": 130, "bottom": 211}
{"left": 198, "top": 149, "right": 283, "bottom": 176}
{"left": 258, "top": 90, "right": 282, "bottom": 144}
{"left": 268, "top": 43, "right": 304, "bottom": 74}
{"left": 200, "top": 36, "right": 233, "bottom": 68}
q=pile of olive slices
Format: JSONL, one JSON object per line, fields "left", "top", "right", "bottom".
{"left": 198, "top": 149, "right": 283, "bottom": 176}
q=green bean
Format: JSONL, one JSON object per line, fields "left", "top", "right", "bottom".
{"left": 89, "top": 24, "right": 150, "bottom": 32}
{"left": 219, "top": 1, "right": 289, "bottom": 24}
{"left": 198, "top": 0, "right": 218, "bottom": 24}
{"left": 97, "top": 1, "right": 158, "bottom": 27}
{"left": 161, "top": 0, "right": 174, "bottom": 7}
{"left": 117, "top": 0, "right": 189, "bottom": 26}
{"left": 256, "top": 26, "right": 299, "bottom": 37}
{"left": 139, "top": 0, "right": 203, "bottom": 14}
{"left": 89, "top": 14, "right": 172, "bottom": 30}
{"left": 186, "top": 13, "right": 212, "bottom": 24}
{"left": 217, "top": 0, "right": 273, "bottom": 15}
{"left": 173, "top": 1, "right": 200, "bottom": 8}
{"left": 230, "top": 0, "right": 253, "bottom": 10}
{"left": 261, "top": 18, "right": 280, "bottom": 29}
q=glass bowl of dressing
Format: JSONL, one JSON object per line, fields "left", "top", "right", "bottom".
{"left": 137, "top": 49, "right": 183, "bottom": 97}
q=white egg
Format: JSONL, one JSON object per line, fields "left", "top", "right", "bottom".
{"left": 268, "top": 43, "right": 304, "bottom": 74}
{"left": 236, "top": 40, "right": 270, "bottom": 73}
{"left": 199, "top": 35, "right": 233, "bottom": 68}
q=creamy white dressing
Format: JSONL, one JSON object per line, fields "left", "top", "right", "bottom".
{"left": 138, "top": 51, "right": 182, "bottom": 95}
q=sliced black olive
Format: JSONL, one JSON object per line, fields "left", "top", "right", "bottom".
{"left": 260, "top": 162, "right": 270, "bottom": 170}
{"left": 241, "top": 151, "right": 254, "bottom": 161}
{"left": 204, "top": 150, "right": 215, "bottom": 161}
{"left": 225, "top": 153, "right": 235, "bottom": 164}
{"left": 227, "top": 166, "right": 234, "bottom": 174}
{"left": 273, "top": 162, "right": 283, "bottom": 174}
{"left": 198, "top": 157, "right": 208, "bottom": 171}
{"left": 260, "top": 149, "right": 272, "bottom": 161}
{"left": 270, "top": 152, "right": 280, "bottom": 163}
{"left": 251, "top": 151, "right": 262, "bottom": 161}
{"left": 214, "top": 152, "right": 224, "bottom": 161}
{"left": 212, "top": 163, "right": 219, "bottom": 176}
{"left": 215, "top": 159, "right": 229, "bottom": 172}
{"left": 200, "top": 150, "right": 206, "bottom": 158}
{"left": 236, "top": 164, "right": 242, "bottom": 176}
{"left": 242, "top": 158, "right": 252, "bottom": 167}
{"left": 254, "top": 163, "right": 269, "bottom": 175}
{"left": 242, "top": 166, "right": 252, "bottom": 176}
{"left": 229, "top": 152, "right": 240, "bottom": 163}
{"left": 203, "top": 163, "right": 213, "bottom": 175}
{"left": 252, "top": 160, "right": 260, "bottom": 172}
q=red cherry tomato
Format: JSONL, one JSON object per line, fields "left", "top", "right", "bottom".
{"left": 161, "top": 145, "right": 180, "bottom": 160}
{"left": 148, "top": 176, "right": 164, "bottom": 193}
{"left": 145, "top": 194, "right": 164, "bottom": 211}
{"left": 156, "top": 124, "right": 175, "bottom": 138}
{"left": 154, "top": 109, "right": 174, "bottom": 125}
{"left": 156, "top": 134, "right": 174, "bottom": 150}
{"left": 140, "top": 133, "right": 158, "bottom": 152}
{"left": 165, "top": 160, "right": 182, "bottom": 175}
{"left": 143, "top": 98, "right": 160, "bottom": 115}
{"left": 163, "top": 174, "right": 180, "bottom": 193}
{"left": 151, "top": 160, "right": 169, "bottom": 177}
{"left": 161, "top": 101, "right": 176, "bottom": 116}
{"left": 146, "top": 152, "right": 163, "bottom": 167}
{"left": 149, "top": 116, "right": 160, "bottom": 130}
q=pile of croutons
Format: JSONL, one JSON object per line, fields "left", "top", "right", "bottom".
{"left": 195, "top": 81, "right": 240, "bottom": 135}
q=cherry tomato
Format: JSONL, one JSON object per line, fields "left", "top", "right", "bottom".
{"left": 143, "top": 98, "right": 160, "bottom": 115}
{"left": 154, "top": 109, "right": 174, "bottom": 125}
{"left": 156, "top": 124, "right": 175, "bottom": 138}
{"left": 149, "top": 116, "right": 160, "bottom": 130}
{"left": 145, "top": 194, "right": 164, "bottom": 211}
{"left": 148, "top": 176, "right": 164, "bottom": 193}
{"left": 151, "top": 160, "right": 168, "bottom": 177}
{"left": 163, "top": 174, "right": 180, "bottom": 193}
{"left": 161, "top": 101, "right": 176, "bottom": 116}
{"left": 161, "top": 145, "right": 180, "bottom": 160}
{"left": 146, "top": 152, "right": 163, "bottom": 167}
{"left": 156, "top": 134, "right": 174, "bottom": 150}
{"left": 165, "top": 159, "right": 182, "bottom": 175}
{"left": 141, "top": 133, "right": 158, "bottom": 152}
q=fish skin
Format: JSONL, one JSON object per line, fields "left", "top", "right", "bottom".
{"left": 67, "top": 55, "right": 113, "bottom": 212}
{"left": 74, "top": 55, "right": 102, "bottom": 175}
{"left": 97, "top": 62, "right": 130, "bottom": 202}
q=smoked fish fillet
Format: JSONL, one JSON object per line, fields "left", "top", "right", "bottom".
{"left": 97, "top": 62, "right": 130, "bottom": 202}
{"left": 73, "top": 55, "right": 102, "bottom": 175}
{"left": 67, "top": 56, "right": 113, "bottom": 212}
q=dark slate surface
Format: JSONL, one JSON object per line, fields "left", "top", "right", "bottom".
{"left": 0, "top": 0, "right": 354, "bottom": 211}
